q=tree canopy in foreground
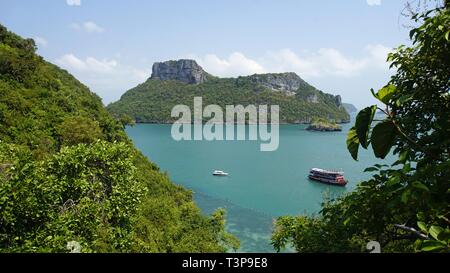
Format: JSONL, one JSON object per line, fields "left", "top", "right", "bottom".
{"left": 272, "top": 3, "right": 449, "bottom": 253}
{"left": 0, "top": 24, "right": 239, "bottom": 253}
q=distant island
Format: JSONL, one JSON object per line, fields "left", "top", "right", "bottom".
{"left": 107, "top": 59, "right": 350, "bottom": 124}
{"left": 342, "top": 103, "right": 357, "bottom": 113}
{"left": 306, "top": 117, "right": 342, "bottom": 132}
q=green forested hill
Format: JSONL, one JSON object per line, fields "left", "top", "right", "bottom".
{"left": 107, "top": 68, "right": 350, "bottom": 124}
{"left": 0, "top": 24, "right": 238, "bottom": 252}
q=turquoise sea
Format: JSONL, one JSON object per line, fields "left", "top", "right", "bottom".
{"left": 126, "top": 116, "right": 389, "bottom": 252}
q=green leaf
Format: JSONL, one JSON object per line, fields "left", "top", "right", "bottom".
{"left": 391, "top": 160, "right": 403, "bottom": 167}
{"left": 409, "top": 29, "right": 417, "bottom": 39}
{"left": 343, "top": 217, "right": 351, "bottom": 226}
{"left": 370, "top": 88, "right": 378, "bottom": 99}
{"left": 437, "top": 229, "right": 450, "bottom": 241}
{"left": 387, "top": 175, "right": 401, "bottom": 187}
{"left": 355, "top": 105, "right": 377, "bottom": 149}
{"left": 376, "top": 84, "right": 396, "bottom": 104}
{"left": 398, "top": 150, "right": 409, "bottom": 163}
{"left": 346, "top": 127, "right": 360, "bottom": 161}
{"left": 370, "top": 120, "right": 397, "bottom": 159}
{"left": 412, "top": 181, "right": 429, "bottom": 192}
{"left": 429, "top": 226, "right": 444, "bottom": 240}
{"left": 396, "top": 95, "right": 413, "bottom": 106}
{"left": 445, "top": 30, "right": 450, "bottom": 41}
{"left": 417, "top": 221, "right": 427, "bottom": 233}
{"left": 421, "top": 240, "right": 446, "bottom": 252}
{"left": 402, "top": 163, "right": 411, "bottom": 172}
{"left": 364, "top": 166, "right": 378, "bottom": 172}
{"left": 401, "top": 189, "right": 411, "bottom": 203}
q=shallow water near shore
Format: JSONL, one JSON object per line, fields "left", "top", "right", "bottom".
{"left": 126, "top": 115, "right": 389, "bottom": 252}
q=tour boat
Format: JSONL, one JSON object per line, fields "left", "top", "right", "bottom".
{"left": 308, "top": 168, "right": 347, "bottom": 186}
{"left": 213, "top": 170, "right": 229, "bottom": 176}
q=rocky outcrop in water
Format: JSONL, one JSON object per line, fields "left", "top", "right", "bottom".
{"left": 151, "top": 59, "right": 209, "bottom": 84}
{"left": 306, "top": 124, "right": 342, "bottom": 131}
{"left": 306, "top": 117, "right": 342, "bottom": 132}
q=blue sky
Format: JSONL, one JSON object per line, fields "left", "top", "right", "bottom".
{"left": 0, "top": 0, "right": 416, "bottom": 107}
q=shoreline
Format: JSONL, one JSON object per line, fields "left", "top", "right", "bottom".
{"left": 130, "top": 120, "right": 351, "bottom": 125}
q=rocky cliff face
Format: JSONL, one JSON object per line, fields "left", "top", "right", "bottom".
{"left": 335, "top": 95, "right": 342, "bottom": 107}
{"left": 246, "top": 72, "right": 309, "bottom": 94}
{"left": 306, "top": 93, "right": 319, "bottom": 103}
{"left": 151, "top": 59, "right": 209, "bottom": 84}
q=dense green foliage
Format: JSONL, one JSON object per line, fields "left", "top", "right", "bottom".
{"left": 272, "top": 4, "right": 449, "bottom": 253}
{"left": 107, "top": 75, "right": 350, "bottom": 124}
{"left": 0, "top": 24, "right": 238, "bottom": 253}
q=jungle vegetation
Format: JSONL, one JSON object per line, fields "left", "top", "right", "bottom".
{"left": 0, "top": 24, "right": 239, "bottom": 253}
{"left": 272, "top": 2, "right": 450, "bottom": 253}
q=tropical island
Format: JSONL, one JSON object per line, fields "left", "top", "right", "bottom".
{"left": 306, "top": 117, "right": 342, "bottom": 132}
{"left": 107, "top": 59, "right": 351, "bottom": 124}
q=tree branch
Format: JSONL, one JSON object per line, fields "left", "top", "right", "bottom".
{"left": 376, "top": 106, "right": 430, "bottom": 155}
{"left": 394, "top": 224, "right": 430, "bottom": 240}
{"left": 376, "top": 107, "right": 390, "bottom": 116}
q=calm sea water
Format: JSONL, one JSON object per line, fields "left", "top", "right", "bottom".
{"left": 126, "top": 116, "right": 389, "bottom": 252}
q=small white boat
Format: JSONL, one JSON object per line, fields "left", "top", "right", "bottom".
{"left": 213, "top": 170, "right": 229, "bottom": 176}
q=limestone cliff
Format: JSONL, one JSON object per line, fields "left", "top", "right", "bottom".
{"left": 244, "top": 72, "right": 310, "bottom": 95}
{"left": 151, "top": 59, "right": 209, "bottom": 84}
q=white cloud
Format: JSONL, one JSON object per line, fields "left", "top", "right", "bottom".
{"left": 55, "top": 54, "right": 150, "bottom": 104}
{"left": 366, "top": 0, "right": 381, "bottom": 6}
{"left": 188, "top": 52, "right": 265, "bottom": 77}
{"left": 83, "top": 21, "right": 104, "bottom": 33}
{"left": 71, "top": 21, "right": 104, "bottom": 33}
{"left": 34, "top": 36, "right": 48, "bottom": 47}
{"left": 264, "top": 48, "right": 368, "bottom": 77}
{"left": 66, "top": 0, "right": 81, "bottom": 6}
{"left": 365, "top": 44, "right": 392, "bottom": 68}
{"left": 56, "top": 54, "right": 117, "bottom": 73}
{"left": 188, "top": 45, "right": 392, "bottom": 79}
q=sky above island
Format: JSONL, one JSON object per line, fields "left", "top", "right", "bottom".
{"left": 0, "top": 0, "right": 428, "bottom": 108}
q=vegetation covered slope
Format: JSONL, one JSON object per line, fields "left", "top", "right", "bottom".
{"left": 272, "top": 4, "right": 449, "bottom": 253}
{"left": 306, "top": 117, "right": 342, "bottom": 132}
{"left": 0, "top": 24, "right": 238, "bottom": 252}
{"left": 107, "top": 73, "right": 350, "bottom": 124}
